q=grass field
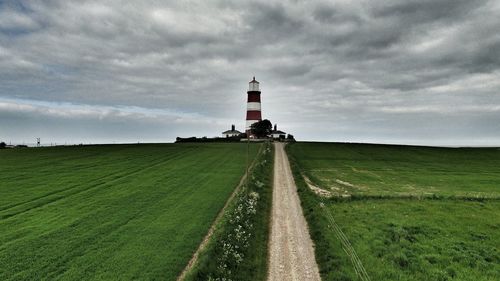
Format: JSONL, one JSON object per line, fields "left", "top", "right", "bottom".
{"left": 0, "top": 143, "right": 260, "bottom": 280}
{"left": 287, "top": 142, "right": 500, "bottom": 281}
{"left": 323, "top": 200, "right": 500, "bottom": 281}
{"left": 290, "top": 142, "right": 500, "bottom": 198}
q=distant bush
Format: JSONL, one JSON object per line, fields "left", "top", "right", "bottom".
{"left": 0, "top": 142, "right": 5, "bottom": 149}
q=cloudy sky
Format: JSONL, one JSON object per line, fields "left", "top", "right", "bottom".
{"left": 1, "top": 0, "right": 500, "bottom": 146}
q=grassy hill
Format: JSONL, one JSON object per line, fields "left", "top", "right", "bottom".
{"left": 0, "top": 143, "right": 260, "bottom": 280}
{"left": 287, "top": 142, "right": 500, "bottom": 281}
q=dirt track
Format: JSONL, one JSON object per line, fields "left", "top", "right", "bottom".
{"left": 268, "top": 143, "right": 321, "bottom": 281}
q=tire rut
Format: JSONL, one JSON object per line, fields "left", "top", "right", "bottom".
{"left": 0, "top": 148, "right": 196, "bottom": 220}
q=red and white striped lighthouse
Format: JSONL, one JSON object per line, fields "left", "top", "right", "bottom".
{"left": 246, "top": 77, "right": 262, "bottom": 136}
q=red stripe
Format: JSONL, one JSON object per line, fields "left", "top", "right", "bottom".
{"left": 247, "top": 92, "right": 261, "bottom": 102}
{"left": 246, "top": 111, "right": 262, "bottom": 120}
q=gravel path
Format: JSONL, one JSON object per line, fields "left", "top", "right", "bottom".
{"left": 268, "top": 143, "right": 321, "bottom": 281}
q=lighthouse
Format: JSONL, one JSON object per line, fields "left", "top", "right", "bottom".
{"left": 246, "top": 77, "right": 262, "bottom": 136}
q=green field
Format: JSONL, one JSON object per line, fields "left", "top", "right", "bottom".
{"left": 0, "top": 143, "right": 260, "bottom": 280}
{"left": 290, "top": 142, "right": 500, "bottom": 198}
{"left": 323, "top": 200, "right": 500, "bottom": 281}
{"left": 287, "top": 142, "right": 500, "bottom": 281}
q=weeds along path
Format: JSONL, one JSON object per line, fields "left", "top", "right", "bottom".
{"left": 177, "top": 143, "right": 265, "bottom": 281}
{"left": 267, "top": 143, "right": 321, "bottom": 281}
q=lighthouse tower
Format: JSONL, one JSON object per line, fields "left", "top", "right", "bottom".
{"left": 246, "top": 77, "right": 262, "bottom": 136}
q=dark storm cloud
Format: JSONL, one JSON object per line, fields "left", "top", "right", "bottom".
{"left": 1, "top": 0, "right": 500, "bottom": 145}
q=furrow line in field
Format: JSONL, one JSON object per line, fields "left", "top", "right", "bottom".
{"left": 0, "top": 169, "right": 126, "bottom": 212}
{"left": 327, "top": 211, "right": 369, "bottom": 280}
{"left": 321, "top": 205, "right": 371, "bottom": 281}
{"left": 0, "top": 149, "right": 123, "bottom": 176}
{"left": 0, "top": 148, "right": 197, "bottom": 220}
{"left": 29, "top": 207, "right": 151, "bottom": 280}
{"left": 0, "top": 147, "right": 192, "bottom": 211}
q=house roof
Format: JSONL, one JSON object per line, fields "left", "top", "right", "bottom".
{"left": 271, "top": 130, "right": 286, "bottom": 135}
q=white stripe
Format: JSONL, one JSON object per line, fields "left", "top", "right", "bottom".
{"left": 246, "top": 102, "right": 261, "bottom": 111}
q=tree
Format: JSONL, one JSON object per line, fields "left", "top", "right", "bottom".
{"left": 0, "top": 142, "right": 6, "bottom": 149}
{"left": 250, "top": 119, "right": 272, "bottom": 138}
{"left": 286, "top": 134, "right": 295, "bottom": 142}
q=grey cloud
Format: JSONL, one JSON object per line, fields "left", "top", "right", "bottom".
{"left": 1, "top": 0, "right": 500, "bottom": 145}
{"left": 371, "top": 0, "right": 485, "bottom": 24}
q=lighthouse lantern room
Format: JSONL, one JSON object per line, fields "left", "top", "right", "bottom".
{"left": 249, "top": 77, "right": 260, "bottom": 91}
{"left": 246, "top": 77, "right": 262, "bottom": 136}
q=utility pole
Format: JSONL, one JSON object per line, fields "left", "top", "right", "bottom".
{"left": 246, "top": 135, "right": 250, "bottom": 188}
